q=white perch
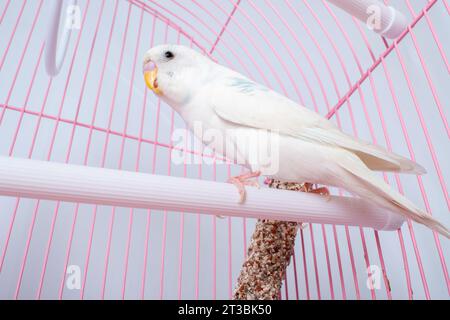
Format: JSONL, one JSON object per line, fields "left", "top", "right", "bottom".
{"left": 0, "top": 156, "right": 405, "bottom": 231}
{"left": 326, "top": 0, "right": 407, "bottom": 39}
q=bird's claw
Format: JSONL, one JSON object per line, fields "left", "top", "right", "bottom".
{"left": 303, "top": 183, "right": 331, "bottom": 200}
{"left": 228, "top": 171, "right": 261, "bottom": 204}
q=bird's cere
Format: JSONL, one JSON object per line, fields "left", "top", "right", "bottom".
{"left": 143, "top": 60, "right": 162, "bottom": 95}
{"left": 143, "top": 60, "right": 157, "bottom": 73}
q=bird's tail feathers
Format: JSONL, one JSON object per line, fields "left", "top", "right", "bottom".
{"left": 340, "top": 154, "right": 450, "bottom": 239}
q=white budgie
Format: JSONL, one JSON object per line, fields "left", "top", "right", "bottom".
{"left": 142, "top": 44, "right": 449, "bottom": 238}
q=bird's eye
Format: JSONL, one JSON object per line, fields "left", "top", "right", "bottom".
{"left": 164, "top": 51, "right": 174, "bottom": 59}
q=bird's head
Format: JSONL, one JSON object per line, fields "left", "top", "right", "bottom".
{"left": 143, "top": 44, "right": 212, "bottom": 105}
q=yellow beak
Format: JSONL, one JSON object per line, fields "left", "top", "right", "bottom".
{"left": 143, "top": 62, "right": 162, "bottom": 95}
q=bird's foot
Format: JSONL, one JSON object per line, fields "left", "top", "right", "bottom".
{"left": 228, "top": 171, "right": 261, "bottom": 204}
{"left": 303, "top": 183, "right": 330, "bottom": 199}
{"left": 305, "top": 183, "right": 331, "bottom": 202}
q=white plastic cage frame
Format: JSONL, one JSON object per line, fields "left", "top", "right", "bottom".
{"left": 0, "top": 0, "right": 449, "bottom": 300}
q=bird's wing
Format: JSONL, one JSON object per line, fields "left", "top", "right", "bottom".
{"left": 209, "top": 76, "right": 425, "bottom": 174}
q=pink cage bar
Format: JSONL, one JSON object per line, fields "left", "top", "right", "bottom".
{"left": 0, "top": 0, "right": 449, "bottom": 300}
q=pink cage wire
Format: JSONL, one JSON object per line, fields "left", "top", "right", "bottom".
{"left": 0, "top": 0, "right": 449, "bottom": 300}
